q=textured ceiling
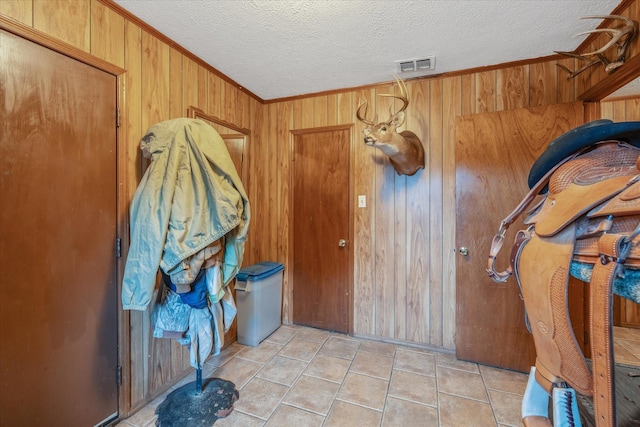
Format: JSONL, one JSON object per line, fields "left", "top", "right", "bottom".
{"left": 113, "top": 0, "right": 624, "bottom": 100}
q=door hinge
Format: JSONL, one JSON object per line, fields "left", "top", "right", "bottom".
{"left": 116, "top": 107, "right": 121, "bottom": 128}
{"left": 117, "top": 365, "right": 122, "bottom": 386}
{"left": 115, "top": 237, "right": 121, "bottom": 258}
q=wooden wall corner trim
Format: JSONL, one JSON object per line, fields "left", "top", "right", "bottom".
{"left": 579, "top": 54, "right": 640, "bottom": 101}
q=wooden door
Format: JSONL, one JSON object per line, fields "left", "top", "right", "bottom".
{"left": 455, "top": 102, "right": 584, "bottom": 372}
{"left": 0, "top": 30, "right": 119, "bottom": 425}
{"left": 220, "top": 134, "right": 245, "bottom": 175}
{"left": 292, "top": 127, "right": 351, "bottom": 333}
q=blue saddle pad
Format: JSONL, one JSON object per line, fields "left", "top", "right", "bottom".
{"left": 571, "top": 261, "right": 640, "bottom": 304}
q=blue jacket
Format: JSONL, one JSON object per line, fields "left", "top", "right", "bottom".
{"left": 122, "top": 118, "right": 250, "bottom": 310}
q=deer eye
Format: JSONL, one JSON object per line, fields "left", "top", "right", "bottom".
{"left": 380, "top": 126, "right": 387, "bottom": 132}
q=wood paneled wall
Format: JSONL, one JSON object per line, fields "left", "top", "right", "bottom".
{"left": 258, "top": 62, "right": 584, "bottom": 353}
{"left": 2, "top": 0, "right": 639, "bottom": 417}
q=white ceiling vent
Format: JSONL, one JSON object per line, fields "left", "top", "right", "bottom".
{"left": 395, "top": 56, "right": 436, "bottom": 74}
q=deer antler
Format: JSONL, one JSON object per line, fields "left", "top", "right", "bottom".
{"left": 356, "top": 100, "right": 377, "bottom": 126}
{"left": 378, "top": 75, "right": 409, "bottom": 117}
{"left": 555, "top": 51, "right": 609, "bottom": 79}
{"left": 574, "top": 15, "right": 635, "bottom": 56}
{"left": 555, "top": 15, "right": 637, "bottom": 78}
{"left": 356, "top": 76, "right": 410, "bottom": 126}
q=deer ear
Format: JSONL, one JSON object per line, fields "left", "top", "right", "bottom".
{"left": 391, "top": 111, "right": 406, "bottom": 127}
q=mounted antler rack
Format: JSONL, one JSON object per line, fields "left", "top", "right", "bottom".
{"left": 555, "top": 15, "right": 637, "bottom": 79}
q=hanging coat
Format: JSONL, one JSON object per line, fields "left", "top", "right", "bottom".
{"left": 121, "top": 118, "right": 250, "bottom": 311}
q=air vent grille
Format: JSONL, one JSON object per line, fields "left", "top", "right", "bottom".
{"left": 399, "top": 61, "right": 416, "bottom": 72}
{"left": 395, "top": 56, "right": 436, "bottom": 74}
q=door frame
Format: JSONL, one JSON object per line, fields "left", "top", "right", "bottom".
{"left": 288, "top": 124, "right": 355, "bottom": 334}
{"left": 0, "top": 17, "right": 130, "bottom": 418}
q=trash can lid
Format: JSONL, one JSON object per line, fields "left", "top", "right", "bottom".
{"left": 236, "top": 261, "right": 285, "bottom": 281}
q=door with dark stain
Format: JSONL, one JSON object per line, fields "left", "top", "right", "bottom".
{"left": 292, "top": 127, "right": 351, "bottom": 333}
{"left": 0, "top": 29, "right": 119, "bottom": 425}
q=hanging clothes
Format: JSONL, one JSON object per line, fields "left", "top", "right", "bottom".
{"left": 121, "top": 118, "right": 250, "bottom": 311}
{"left": 152, "top": 261, "right": 237, "bottom": 367}
{"left": 122, "top": 118, "right": 249, "bottom": 369}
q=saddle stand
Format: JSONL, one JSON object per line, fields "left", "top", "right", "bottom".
{"left": 487, "top": 120, "right": 640, "bottom": 427}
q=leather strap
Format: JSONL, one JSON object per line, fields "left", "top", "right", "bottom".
{"left": 487, "top": 152, "right": 580, "bottom": 282}
{"left": 589, "top": 233, "right": 629, "bottom": 427}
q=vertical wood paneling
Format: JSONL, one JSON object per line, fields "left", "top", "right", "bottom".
{"left": 0, "top": 0, "right": 32, "bottom": 25}
{"left": 90, "top": 0, "right": 124, "bottom": 67}
{"left": 256, "top": 104, "right": 270, "bottom": 259}
{"left": 313, "top": 95, "right": 328, "bottom": 127}
{"left": 267, "top": 103, "right": 278, "bottom": 260}
{"left": 183, "top": 58, "right": 199, "bottom": 111}
{"left": 243, "top": 97, "right": 260, "bottom": 268}
{"left": 476, "top": 70, "right": 497, "bottom": 113}
{"left": 33, "top": 0, "right": 90, "bottom": 52}
{"left": 207, "top": 74, "right": 222, "bottom": 119}
{"left": 353, "top": 89, "right": 375, "bottom": 336}
{"left": 197, "top": 65, "right": 207, "bottom": 110}
{"left": 441, "top": 76, "right": 461, "bottom": 349}
{"left": 393, "top": 83, "right": 408, "bottom": 340}
{"left": 327, "top": 94, "right": 338, "bottom": 124}
{"left": 299, "top": 97, "right": 315, "bottom": 128}
{"left": 405, "top": 80, "right": 430, "bottom": 343}
{"left": 141, "top": 31, "right": 170, "bottom": 128}
{"left": 529, "top": 62, "right": 557, "bottom": 107}
{"left": 626, "top": 97, "right": 640, "bottom": 119}
{"left": 169, "top": 49, "right": 182, "bottom": 119}
{"left": 461, "top": 74, "right": 475, "bottom": 116}
{"left": 223, "top": 81, "right": 237, "bottom": 124}
{"left": 336, "top": 92, "right": 352, "bottom": 125}
{"left": 557, "top": 57, "right": 576, "bottom": 103}
{"left": 122, "top": 22, "right": 144, "bottom": 407}
{"left": 497, "top": 65, "right": 529, "bottom": 110}
{"left": 373, "top": 85, "right": 396, "bottom": 338}
{"left": 428, "top": 79, "right": 444, "bottom": 346}
{"left": 277, "top": 101, "right": 292, "bottom": 323}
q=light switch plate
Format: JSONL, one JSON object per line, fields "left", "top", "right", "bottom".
{"left": 358, "top": 195, "right": 366, "bottom": 208}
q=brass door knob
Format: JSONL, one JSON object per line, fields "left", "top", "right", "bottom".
{"left": 338, "top": 239, "right": 347, "bottom": 247}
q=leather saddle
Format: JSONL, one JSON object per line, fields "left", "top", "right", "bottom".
{"left": 487, "top": 120, "right": 640, "bottom": 427}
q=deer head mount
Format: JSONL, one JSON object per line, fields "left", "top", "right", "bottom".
{"left": 356, "top": 77, "right": 425, "bottom": 176}
{"left": 555, "top": 15, "right": 637, "bottom": 79}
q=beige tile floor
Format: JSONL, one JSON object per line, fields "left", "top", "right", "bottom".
{"left": 116, "top": 324, "right": 531, "bottom": 427}
{"left": 116, "top": 325, "right": 640, "bottom": 427}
